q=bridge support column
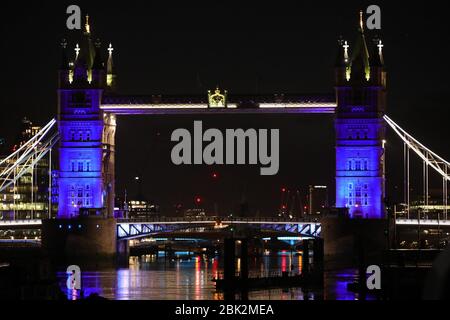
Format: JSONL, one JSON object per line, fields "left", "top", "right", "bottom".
{"left": 41, "top": 217, "right": 117, "bottom": 263}
{"left": 223, "top": 238, "right": 236, "bottom": 284}
{"left": 321, "top": 216, "right": 390, "bottom": 270}
{"left": 116, "top": 239, "right": 129, "bottom": 266}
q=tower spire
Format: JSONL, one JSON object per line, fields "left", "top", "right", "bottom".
{"left": 359, "top": 10, "right": 364, "bottom": 32}
{"left": 106, "top": 43, "right": 116, "bottom": 89}
{"left": 85, "top": 14, "right": 91, "bottom": 34}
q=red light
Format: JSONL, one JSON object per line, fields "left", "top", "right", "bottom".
{"left": 282, "top": 205, "right": 287, "bottom": 210}
{"left": 212, "top": 172, "right": 218, "bottom": 179}
{"left": 195, "top": 197, "right": 202, "bottom": 204}
{"left": 281, "top": 187, "right": 286, "bottom": 192}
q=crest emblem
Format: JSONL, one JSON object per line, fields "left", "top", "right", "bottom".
{"left": 208, "top": 87, "right": 227, "bottom": 108}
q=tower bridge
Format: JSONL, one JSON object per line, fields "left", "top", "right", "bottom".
{"left": 53, "top": 14, "right": 387, "bottom": 222}
{"left": 2, "top": 13, "right": 449, "bottom": 259}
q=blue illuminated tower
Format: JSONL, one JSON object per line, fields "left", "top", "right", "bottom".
{"left": 57, "top": 17, "right": 116, "bottom": 218}
{"left": 334, "top": 14, "right": 387, "bottom": 219}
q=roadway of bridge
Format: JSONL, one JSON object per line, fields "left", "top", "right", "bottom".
{"left": 1, "top": 218, "right": 450, "bottom": 229}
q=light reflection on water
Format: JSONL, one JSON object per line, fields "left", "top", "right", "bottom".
{"left": 57, "top": 254, "right": 361, "bottom": 300}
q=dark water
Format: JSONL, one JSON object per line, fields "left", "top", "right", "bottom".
{"left": 57, "top": 253, "right": 365, "bottom": 300}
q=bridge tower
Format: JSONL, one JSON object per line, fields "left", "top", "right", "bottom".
{"left": 57, "top": 16, "right": 116, "bottom": 219}
{"left": 334, "top": 13, "right": 387, "bottom": 219}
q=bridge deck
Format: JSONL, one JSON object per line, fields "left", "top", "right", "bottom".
{"left": 100, "top": 94, "right": 336, "bottom": 115}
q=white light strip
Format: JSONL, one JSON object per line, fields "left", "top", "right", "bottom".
{"left": 259, "top": 103, "right": 337, "bottom": 108}
{"left": 101, "top": 103, "right": 336, "bottom": 110}
{"left": 101, "top": 104, "right": 209, "bottom": 110}
{"left": 0, "top": 219, "right": 42, "bottom": 226}
{"left": 396, "top": 219, "right": 450, "bottom": 226}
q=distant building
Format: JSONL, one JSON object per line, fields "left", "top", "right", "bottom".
{"left": 308, "top": 185, "right": 329, "bottom": 216}
{"left": 184, "top": 208, "right": 206, "bottom": 219}
{"left": 0, "top": 118, "right": 55, "bottom": 220}
{"left": 127, "top": 200, "right": 159, "bottom": 217}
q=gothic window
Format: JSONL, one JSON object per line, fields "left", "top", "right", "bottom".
{"left": 70, "top": 130, "right": 75, "bottom": 141}
{"left": 77, "top": 188, "right": 83, "bottom": 198}
{"left": 86, "top": 161, "right": 91, "bottom": 172}
{"left": 86, "top": 131, "right": 91, "bottom": 141}
{"left": 355, "top": 186, "right": 362, "bottom": 206}
{"left": 72, "top": 92, "right": 86, "bottom": 103}
{"left": 348, "top": 160, "right": 352, "bottom": 171}
{"left": 364, "top": 160, "right": 368, "bottom": 171}
{"left": 355, "top": 160, "right": 361, "bottom": 171}
{"left": 71, "top": 161, "right": 75, "bottom": 172}
{"left": 78, "top": 162, "right": 84, "bottom": 172}
{"left": 348, "top": 184, "right": 354, "bottom": 207}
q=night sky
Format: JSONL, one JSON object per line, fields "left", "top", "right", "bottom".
{"left": 1, "top": 1, "right": 449, "bottom": 215}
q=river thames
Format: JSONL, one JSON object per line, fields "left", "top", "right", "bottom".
{"left": 57, "top": 253, "right": 364, "bottom": 300}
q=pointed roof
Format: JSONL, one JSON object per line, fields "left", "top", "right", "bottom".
{"left": 350, "top": 11, "right": 370, "bottom": 81}
{"left": 369, "top": 38, "right": 384, "bottom": 67}
{"left": 335, "top": 37, "right": 350, "bottom": 68}
{"left": 75, "top": 15, "right": 95, "bottom": 70}
{"left": 92, "top": 39, "right": 104, "bottom": 70}
{"left": 59, "top": 39, "right": 69, "bottom": 70}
